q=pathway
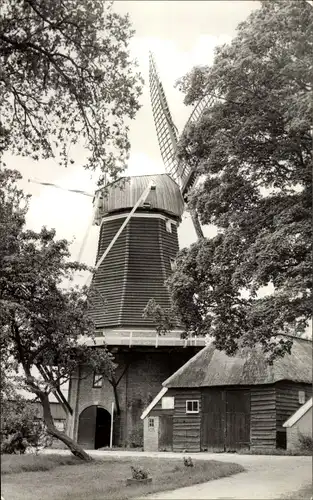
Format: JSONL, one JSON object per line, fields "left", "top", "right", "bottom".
{"left": 43, "top": 449, "right": 312, "bottom": 499}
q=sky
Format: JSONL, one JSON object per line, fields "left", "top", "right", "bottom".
{"left": 4, "top": 0, "right": 259, "bottom": 270}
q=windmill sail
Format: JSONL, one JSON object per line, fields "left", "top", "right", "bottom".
{"left": 149, "top": 52, "right": 211, "bottom": 197}
{"left": 149, "top": 53, "right": 182, "bottom": 185}
{"left": 149, "top": 52, "right": 208, "bottom": 239}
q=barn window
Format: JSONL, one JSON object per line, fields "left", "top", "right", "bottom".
{"left": 148, "top": 417, "right": 155, "bottom": 429}
{"left": 165, "top": 219, "right": 172, "bottom": 233}
{"left": 186, "top": 400, "right": 199, "bottom": 414}
{"left": 161, "top": 396, "right": 174, "bottom": 409}
{"left": 298, "top": 391, "right": 305, "bottom": 404}
{"left": 93, "top": 372, "right": 103, "bottom": 388}
{"left": 170, "top": 258, "right": 177, "bottom": 271}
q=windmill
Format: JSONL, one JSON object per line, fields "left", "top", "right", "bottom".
{"left": 27, "top": 54, "right": 212, "bottom": 449}
{"left": 149, "top": 52, "right": 212, "bottom": 240}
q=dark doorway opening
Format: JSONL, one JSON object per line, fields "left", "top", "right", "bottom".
{"left": 95, "top": 407, "right": 111, "bottom": 449}
{"left": 77, "top": 405, "right": 111, "bottom": 450}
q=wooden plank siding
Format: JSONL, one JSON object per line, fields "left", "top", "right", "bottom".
{"left": 275, "top": 381, "right": 312, "bottom": 447}
{"left": 147, "top": 382, "right": 312, "bottom": 452}
{"left": 250, "top": 385, "right": 277, "bottom": 449}
{"left": 121, "top": 217, "right": 176, "bottom": 326}
{"left": 91, "top": 217, "right": 128, "bottom": 327}
{"left": 172, "top": 390, "right": 201, "bottom": 452}
{"left": 91, "top": 216, "right": 179, "bottom": 328}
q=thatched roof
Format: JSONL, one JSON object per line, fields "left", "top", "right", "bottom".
{"left": 163, "top": 337, "right": 312, "bottom": 388}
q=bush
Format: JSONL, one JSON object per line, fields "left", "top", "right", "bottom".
{"left": 127, "top": 424, "right": 143, "bottom": 448}
{"left": 1, "top": 397, "right": 50, "bottom": 454}
{"left": 183, "top": 456, "right": 194, "bottom": 467}
{"left": 130, "top": 465, "right": 149, "bottom": 480}
{"left": 298, "top": 433, "right": 313, "bottom": 452}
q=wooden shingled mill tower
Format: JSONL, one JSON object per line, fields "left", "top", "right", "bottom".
{"left": 67, "top": 55, "right": 210, "bottom": 449}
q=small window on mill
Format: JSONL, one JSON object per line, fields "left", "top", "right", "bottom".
{"left": 148, "top": 417, "right": 155, "bottom": 429}
{"left": 93, "top": 372, "right": 103, "bottom": 388}
{"left": 165, "top": 219, "right": 172, "bottom": 233}
{"left": 298, "top": 391, "right": 305, "bottom": 404}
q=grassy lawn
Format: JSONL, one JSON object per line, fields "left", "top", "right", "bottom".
{"left": 1, "top": 453, "right": 245, "bottom": 500}
{"left": 237, "top": 448, "right": 312, "bottom": 456}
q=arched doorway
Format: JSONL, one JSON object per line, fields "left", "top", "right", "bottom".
{"left": 95, "top": 407, "right": 111, "bottom": 449}
{"left": 77, "top": 406, "right": 111, "bottom": 449}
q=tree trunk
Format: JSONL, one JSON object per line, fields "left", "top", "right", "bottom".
{"left": 38, "top": 391, "right": 93, "bottom": 461}
{"left": 108, "top": 360, "right": 131, "bottom": 416}
{"left": 190, "top": 209, "right": 204, "bottom": 239}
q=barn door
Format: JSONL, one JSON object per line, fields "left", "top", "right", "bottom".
{"left": 77, "top": 405, "right": 97, "bottom": 449}
{"left": 201, "top": 389, "right": 250, "bottom": 451}
{"left": 159, "top": 415, "right": 173, "bottom": 451}
{"left": 201, "top": 389, "right": 225, "bottom": 451}
{"left": 225, "top": 390, "right": 250, "bottom": 450}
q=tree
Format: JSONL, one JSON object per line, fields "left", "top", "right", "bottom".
{"left": 167, "top": 0, "right": 312, "bottom": 360}
{"left": 0, "top": 0, "right": 142, "bottom": 178}
{"left": 0, "top": 168, "right": 115, "bottom": 460}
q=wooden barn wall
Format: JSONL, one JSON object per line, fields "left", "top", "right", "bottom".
{"left": 250, "top": 385, "right": 277, "bottom": 449}
{"left": 172, "top": 389, "right": 202, "bottom": 452}
{"left": 149, "top": 388, "right": 177, "bottom": 416}
{"left": 147, "top": 382, "right": 312, "bottom": 452}
{"left": 276, "top": 382, "right": 312, "bottom": 432}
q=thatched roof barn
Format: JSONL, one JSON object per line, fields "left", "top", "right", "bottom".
{"left": 141, "top": 337, "right": 312, "bottom": 453}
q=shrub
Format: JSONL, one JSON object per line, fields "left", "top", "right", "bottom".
{"left": 298, "top": 433, "right": 313, "bottom": 452}
{"left": 183, "top": 456, "right": 194, "bottom": 467}
{"left": 0, "top": 397, "right": 49, "bottom": 454}
{"left": 130, "top": 465, "right": 149, "bottom": 480}
{"left": 127, "top": 424, "right": 143, "bottom": 448}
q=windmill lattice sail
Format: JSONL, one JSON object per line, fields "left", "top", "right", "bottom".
{"left": 149, "top": 52, "right": 211, "bottom": 197}
{"left": 149, "top": 52, "right": 211, "bottom": 239}
{"left": 149, "top": 52, "right": 182, "bottom": 185}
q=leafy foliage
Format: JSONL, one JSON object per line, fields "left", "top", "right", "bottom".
{"left": 298, "top": 433, "right": 313, "bottom": 452}
{"left": 0, "top": 0, "right": 142, "bottom": 178}
{"left": 1, "top": 396, "right": 49, "bottom": 454}
{"left": 169, "top": 0, "right": 312, "bottom": 358}
{"left": 0, "top": 168, "right": 115, "bottom": 458}
{"left": 143, "top": 298, "right": 179, "bottom": 335}
{"left": 130, "top": 465, "right": 149, "bottom": 480}
{"left": 183, "top": 457, "right": 194, "bottom": 467}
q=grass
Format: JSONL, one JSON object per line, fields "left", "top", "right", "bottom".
{"left": 1, "top": 453, "right": 81, "bottom": 474}
{"left": 236, "top": 448, "right": 312, "bottom": 456}
{"left": 1, "top": 454, "right": 245, "bottom": 500}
